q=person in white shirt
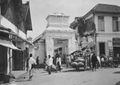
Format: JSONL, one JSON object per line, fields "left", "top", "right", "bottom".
{"left": 47, "top": 55, "right": 53, "bottom": 74}
{"left": 56, "top": 54, "right": 62, "bottom": 71}
{"left": 28, "top": 54, "right": 36, "bottom": 80}
{"left": 97, "top": 55, "right": 101, "bottom": 68}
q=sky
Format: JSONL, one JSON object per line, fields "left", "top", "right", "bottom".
{"left": 25, "top": 0, "right": 120, "bottom": 39}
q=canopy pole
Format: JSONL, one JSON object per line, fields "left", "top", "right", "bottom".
{"left": 0, "top": 4, "right": 1, "bottom": 25}
{"left": 7, "top": 48, "right": 9, "bottom": 74}
{"left": 9, "top": 34, "right": 13, "bottom": 75}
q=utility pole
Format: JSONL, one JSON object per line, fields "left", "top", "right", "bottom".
{"left": 0, "top": 4, "right": 1, "bottom": 25}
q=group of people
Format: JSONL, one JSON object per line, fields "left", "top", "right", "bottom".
{"left": 25, "top": 52, "right": 62, "bottom": 80}
{"left": 44, "top": 53, "right": 62, "bottom": 74}
{"left": 25, "top": 51, "right": 118, "bottom": 81}
{"left": 84, "top": 51, "right": 119, "bottom": 71}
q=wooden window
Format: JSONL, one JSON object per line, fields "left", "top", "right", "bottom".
{"left": 98, "top": 16, "right": 105, "bottom": 32}
{"left": 99, "top": 42, "right": 105, "bottom": 55}
{"left": 112, "top": 17, "right": 120, "bottom": 32}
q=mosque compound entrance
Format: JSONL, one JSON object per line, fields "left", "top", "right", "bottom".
{"left": 54, "top": 38, "right": 68, "bottom": 63}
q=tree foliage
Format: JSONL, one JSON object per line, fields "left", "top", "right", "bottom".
{"left": 70, "top": 17, "right": 96, "bottom": 36}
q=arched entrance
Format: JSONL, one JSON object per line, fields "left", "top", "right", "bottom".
{"left": 54, "top": 38, "right": 68, "bottom": 64}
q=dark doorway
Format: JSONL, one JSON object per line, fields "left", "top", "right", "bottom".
{"left": 113, "top": 47, "right": 120, "bottom": 58}
{"left": 12, "top": 50, "right": 25, "bottom": 70}
{"left": 99, "top": 42, "right": 105, "bottom": 55}
{"left": 0, "top": 45, "right": 7, "bottom": 74}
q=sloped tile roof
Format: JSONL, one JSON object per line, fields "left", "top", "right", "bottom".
{"left": 93, "top": 4, "right": 120, "bottom": 13}
{"left": 84, "top": 3, "right": 120, "bottom": 19}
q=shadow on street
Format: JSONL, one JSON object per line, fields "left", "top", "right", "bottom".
{"left": 115, "top": 81, "right": 120, "bottom": 85}
{"left": 113, "top": 71, "right": 120, "bottom": 74}
{"left": 15, "top": 72, "right": 30, "bottom": 82}
{"left": 62, "top": 69, "right": 85, "bottom": 72}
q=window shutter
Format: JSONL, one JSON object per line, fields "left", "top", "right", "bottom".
{"left": 118, "top": 21, "right": 120, "bottom": 31}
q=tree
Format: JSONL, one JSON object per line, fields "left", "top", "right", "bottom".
{"left": 70, "top": 17, "right": 96, "bottom": 37}
{"left": 85, "top": 18, "right": 96, "bottom": 36}
{"left": 70, "top": 17, "right": 86, "bottom": 36}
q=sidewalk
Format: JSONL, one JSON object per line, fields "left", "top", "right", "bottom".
{"left": 1, "top": 70, "right": 27, "bottom": 85}
{"left": 12, "top": 70, "right": 26, "bottom": 79}
{"left": 1, "top": 67, "right": 75, "bottom": 85}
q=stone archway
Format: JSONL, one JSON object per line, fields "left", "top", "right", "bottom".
{"left": 54, "top": 38, "right": 68, "bottom": 63}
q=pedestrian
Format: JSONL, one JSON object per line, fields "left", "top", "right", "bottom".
{"left": 97, "top": 55, "right": 101, "bottom": 68}
{"left": 28, "top": 54, "right": 36, "bottom": 80}
{"left": 108, "top": 56, "right": 113, "bottom": 67}
{"left": 47, "top": 55, "right": 53, "bottom": 74}
{"left": 44, "top": 56, "right": 47, "bottom": 70}
{"left": 36, "top": 56, "right": 40, "bottom": 69}
{"left": 26, "top": 57, "right": 29, "bottom": 72}
{"left": 66, "top": 54, "right": 71, "bottom": 68}
{"left": 56, "top": 54, "right": 62, "bottom": 71}
{"left": 101, "top": 55, "right": 105, "bottom": 67}
{"left": 36, "top": 56, "right": 40, "bottom": 65}
{"left": 91, "top": 52, "right": 98, "bottom": 71}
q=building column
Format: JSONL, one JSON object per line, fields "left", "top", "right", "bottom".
{"left": 68, "top": 36, "right": 76, "bottom": 54}
{"left": 96, "top": 41, "right": 99, "bottom": 56}
{"left": 45, "top": 37, "right": 54, "bottom": 57}
{"left": 7, "top": 48, "right": 10, "bottom": 75}
{"left": 0, "top": 5, "right": 1, "bottom": 25}
{"left": 9, "top": 49, "right": 13, "bottom": 74}
{"left": 7, "top": 48, "right": 13, "bottom": 75}
{"left": 107, "top": 40, "right": 113, "bottom": 57}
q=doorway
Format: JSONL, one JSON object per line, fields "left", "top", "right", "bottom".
{"left": 113, "top": 47, "right": 120, "bottom": 58}
{"left": 0, "top": 45, "right": 7, "bottom": 74}
{"left": 12, "top": 50, "right": 25, "bottom": 70}
{"left": 99, "top": 42, "right": 105, "bottom": 56}
{"left": 54, "top": 39, "right": 68, "bottom": 64}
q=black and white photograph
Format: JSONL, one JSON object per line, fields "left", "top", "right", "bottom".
{"left": 0, "top": 0, "right": 120, "bottom": 85}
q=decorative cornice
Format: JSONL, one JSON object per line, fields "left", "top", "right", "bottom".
{"left": 97, "top": 32, "right": 120, "bottom": 36}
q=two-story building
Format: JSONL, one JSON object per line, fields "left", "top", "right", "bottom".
{"left": 0, "top": 0, "right": 32, "bottom": 76}
{"left": 83, "top": 4, "right": 120, "bottom": 57}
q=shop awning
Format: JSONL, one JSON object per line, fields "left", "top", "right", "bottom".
{"left": 0, "top": 39, "right": 19, "bottom": 50}
{"left": 81, "top": 41, "right": 95, "bottom": 50}
{"left": 87, "top": 41, "right": 95, "bottom": 48}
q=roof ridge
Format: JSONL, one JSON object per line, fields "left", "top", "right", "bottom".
{"left": 97, "top": 3, "right": 120, "bottom": 7}
{"left": 92, "top": 3, "right": 120, "bottom": 13}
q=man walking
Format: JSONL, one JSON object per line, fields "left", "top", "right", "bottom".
{"left": 47, "top": 55, "right": 53, "bottom": 74}
{"left": 28, "top": 54, "right": 36, "bottom": 80}
{"left": 56, "top": 54, "right": 62, "bottom": 71}
{"left": 91, "top": 52, "right": 98, "bottom": 71}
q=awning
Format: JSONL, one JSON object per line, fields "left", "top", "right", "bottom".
{"left": 0, "top": 25, "right": 33, "bottom": 46}
{"left": 11, "top": 32, "right": 33, "bottom": 46}
{"left": 87, "top": 41, "right": 95, "bottom": 48}
{"left": 54, "top": 46, "right": 62, "bottom": 50}
{"left": 81, "top": 41, "right": 95, "bottom": 50}
{"left": 0, "top": 39, "right": 19, "bottom": 50}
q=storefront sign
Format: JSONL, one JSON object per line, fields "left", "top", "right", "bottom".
{"left": 108, "top": 40, "right": 112, "bottom": 47}
{"left": 113, "top": 38, "right": 120, "bottom": 47}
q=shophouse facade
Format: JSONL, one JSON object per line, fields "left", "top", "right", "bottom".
{"left": 0, "top": 0, "right": 32, "bottom": 76}
{"left": 83, "top": 4, "right": 120, "bottom": 57}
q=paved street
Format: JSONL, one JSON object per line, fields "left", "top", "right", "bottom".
{"left": 6, "top": 68, "right": 120, "bottom": 85}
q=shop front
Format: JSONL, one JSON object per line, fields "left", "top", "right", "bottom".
{"left": 0, "top": 27, "right": 20, "bottom": 83}
{"left": 113, "top": 38, "right": 120, "bottom": 58}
